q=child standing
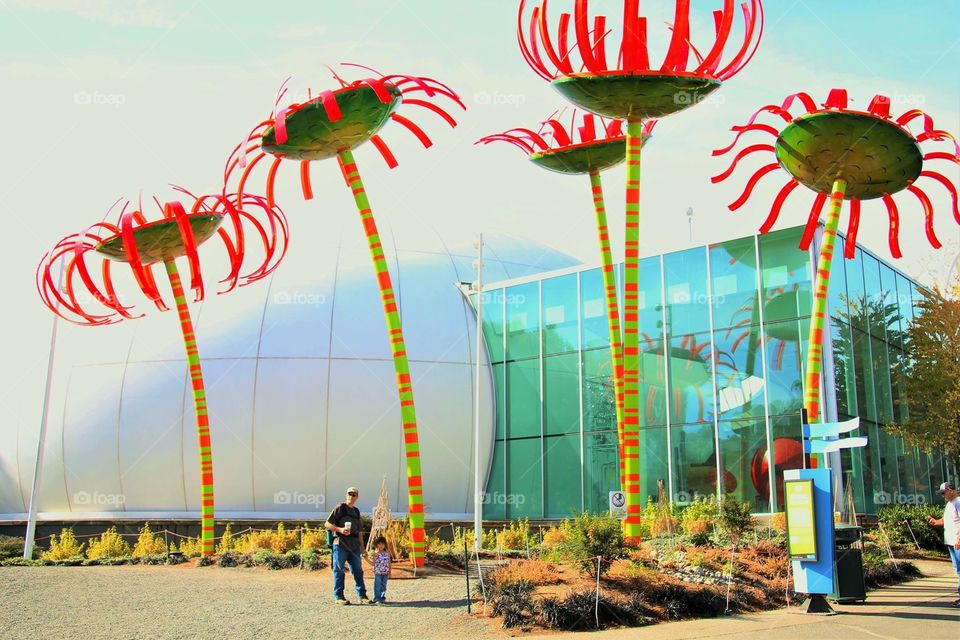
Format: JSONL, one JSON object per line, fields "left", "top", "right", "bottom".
{"left": 372, "top": 535, "right": 391, "bottom": 604}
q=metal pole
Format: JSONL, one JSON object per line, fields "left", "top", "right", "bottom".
{"left": 24, "top": 257, "right": 64, "bottom": 559}
{"left": 464, "top": 535, "right": 471, "bottom": 613}
{"left": 473, "top": 233, "right": 484, "bottom": 550}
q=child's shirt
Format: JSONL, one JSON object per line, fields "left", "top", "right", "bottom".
{"left": 374, "top": 551, "right": 391, "bottom": 575}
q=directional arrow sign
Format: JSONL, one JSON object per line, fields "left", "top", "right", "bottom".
{"left": 802, "top": 417, "right": 861, "bottom": 439}
{"left": 803, "top": 436, "right": 868, "bottom": 455}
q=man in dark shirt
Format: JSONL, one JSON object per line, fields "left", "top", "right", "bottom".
{"left": 325, "top": 486, "right": 369, "bottom": 604}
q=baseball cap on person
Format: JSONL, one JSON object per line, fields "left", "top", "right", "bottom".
{"left": 937, "top": 481, "right": 955, "bottom": 495}
{"left": 347, "top": 487, "right": 359, "bottom": 496}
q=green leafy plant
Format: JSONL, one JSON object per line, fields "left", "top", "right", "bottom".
{"left": 877, "top": 504, "right": 943, "bottom": 551}
{"left": 86, "top": 527, "right": 131, "bottom": 560}
{"left": 132, "top": 524, "right": 166, "bottom": 557}
{"left": 41, "top": 528, "right": 85, "bottom": 561}
{"left": 560, "top": 513, "right": 625, "bottom": 575}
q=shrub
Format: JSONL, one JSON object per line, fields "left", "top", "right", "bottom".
{"left": 715, "top": 496, "right": 755, "bottom": 546}
{"left": 301, "top": 548, "right": 327, "bottom": 570}
{"left": 132, "top": 524, "right": 166, "bottom": 557}
{"left": 2, "top": 557, "right": 40, "bottom": 567}
{"left": 496, "top": 519, "right": 531, "bottom": 551}
{"left": 491, "top": 580, "right": 535, "bottom": 628}
{"left": 680, "top": 496, "right": 719, "bottom": 538}
{"left": 41, "top": 528, "right": 85, "bottom": 561}
{"left": 252, "top": 549, "right": 276, "bottom": 566}
{"left": 138, "top": 553, "right": 167, "bottom": 566}
{"left": 537, "top": 590, "right": 639, "bottom": 630}
{"left": 770, "top": 512, "right": 787, "bottom": 533}
{"left": 542, "top": 521, "right": 572, "bottom": 549}
{"left": 99, "top": 556, "right": 131, "bottom": 566}
{"left": 299, "top": 524, "right": 327, "bottom": 551}
{"left": 877, "top": 504, "right": 943, "bottom": 551}
{"left": 177, "top": 537, "right": 203, "bottom": 558}
{"left": 197, "top": 555, "right": 214, "bottom": 567}
{"left": 239, "top": 523, "right": 298, "bottom": 554}
{"left": 216, "top": 524, "right": 237, "bottom": 555}
{"left": 488, "top": 560, "right": 563, "bottom": 586}
{"left": 0, "top": 535, "right": 27, "bottom": 560}
{"left": 561, "top": 513, "right": 625, "bottom": 575}
{"left": 218, "top": 551, "right": 242, "bottom": 567}
{"left": 87, "top": 527, "right": 132, "bottom": 560}
{"left": 864, "top": 559, "right": 922, "bottom": 588}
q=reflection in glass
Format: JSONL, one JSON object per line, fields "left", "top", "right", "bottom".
{"left": 506, "top": 282, "right": 539, "bottom": 360}
{"left": 718, "top": 417, "right": 770, "bottom": 512}
{"left": 580, "top": 268, "right": 609, "bottom": 350}
{"left": 710, "top": 236, "right": 759, "bottom": 330}
{"left": 544, "top": 435, "right": 581, "bottom": 517}
{"left": 481, "top": 290, "right": 505, "bottom": 364}
{"left": 663, "top": 247, "right": 710, "bottom": 336}
{"left": 666, "top": 333, "right": 717, "bottom": 424}
{"left": 582, "top": 348, "right": 616, "bottom": 433}
{"left": 542, "top": 274, "right": 578, "bottom": 355}
{"left": 544, "top": 353, "right": 579, "bottom": 435}
{"left": 507, "top": 359, "right": 540, "bottom": 438}
{"left": 584, "top": 431, "right": 618, "bottom": 514}
{"left": 759, "top": 227, "right": 811, "bottom": 322}
{"left": 671, "top": 422, "right": 720, "bottom": 504}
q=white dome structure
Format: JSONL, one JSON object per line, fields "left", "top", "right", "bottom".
{"left": 1, "top": 212, "right": 577, "bottom": 523}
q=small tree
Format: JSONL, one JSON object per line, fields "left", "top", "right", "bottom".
{"left": 86, "top": 526, "right": 131, "bottom": 559}
{"left": 132, "top": 523, "right": 166, "bottom": 557}
{"left": 41, "top": 528, "right": 84, "bottom": 561}
{"left": 888, "top": 279, "right": 960, "bottom": 479}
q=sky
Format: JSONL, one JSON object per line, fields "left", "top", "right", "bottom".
{"left": 1, "top": 0, "right": 958, "bottom": 447}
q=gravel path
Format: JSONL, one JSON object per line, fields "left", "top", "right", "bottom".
{"left": 0, "top": 565, "right": 503, "bottom": 640}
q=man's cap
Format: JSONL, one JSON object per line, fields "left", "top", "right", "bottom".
{"left": 347, "top": 486, "right": 360, "bottom": 495}
{"left": 937, "top": 481, "right": 955, "bottom": 495}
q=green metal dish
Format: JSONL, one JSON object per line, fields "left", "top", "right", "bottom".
{"left": 775, "top": 111, "right": 922, "bottom": 201}
{"left": 552, "top": 73, "right": 721, "bottom": 120}
{"left": 95, "top": 214, "right": 224, "bottom": 264}
{"left": 261, "top": 85, "right": 402, "bottom": 161}
{"left": 529, "top": 138, "right": 631, "bottom": 175}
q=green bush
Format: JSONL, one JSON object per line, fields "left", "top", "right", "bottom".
{"left": 714, "top": 496, "right": 755, "bottom": 546}
{"left": 877, "top": 504, "right": 943, "bottom": 551}
{"left": 197, "top": 555, "right": 215, "bottom": 567}
{"left": 0, "top": 535, "right": 27, "bottom": 560}
{"left": 300, "top": 548, "right": 327, "bottom": 571}
{"left": 679, "top": 496, "right": 719, "bottom": 545}
{"left": 1, "top": 557, "right": 40, "bottom": 567}
{"left": 560, "top": 513, "right": 625, "bottom": 575}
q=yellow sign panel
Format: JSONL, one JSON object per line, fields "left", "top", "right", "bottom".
{"left": 784, "top": 479, "right": 818, "bottom": 561}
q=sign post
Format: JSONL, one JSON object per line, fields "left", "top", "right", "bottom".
{"left": 608, "top": 491, "right": 626, "bottom": 519}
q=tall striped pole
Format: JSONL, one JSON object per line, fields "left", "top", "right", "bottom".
{"left": 622, "top": 119, "right": 644, "bottom": 544}
{"left": 803, "top": 177, "right": 847, "bottom": 425}
{"left": 337, "top": 148, "right": 426, "bottom": 567}
{"left": 164, "top": 258, "right": 215, "bottom": 556}
{"left": 588, "top": 170, "right": 626, "bottom": 491}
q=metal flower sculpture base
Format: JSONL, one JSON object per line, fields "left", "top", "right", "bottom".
{"left": 479, "top": 111, "right": 653, "bottom": 493}
{"left": 712, "top": 88, "right": 959, "bottom": 425}
{"left": 38, "top": 192, "right": 288, "bottom": 555}
{"left": 518, "top": 0, "right": 763, "bottom": 542}
{"left": 227, "top": 66, "right": 464, "bottom": 566}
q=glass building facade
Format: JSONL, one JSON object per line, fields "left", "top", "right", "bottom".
{"left": 478, "top": 226, "right": 949, "bottom": 519}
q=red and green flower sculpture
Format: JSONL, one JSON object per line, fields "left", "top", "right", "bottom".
{"left": 225, "top": 64, "right": 465, "bottom": 566}
{"left": 37, "top": 190, "right": 288, "bottom": 555}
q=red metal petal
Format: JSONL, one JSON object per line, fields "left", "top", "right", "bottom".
{"left": 370, "top": 134, "right": 400, "bottom": 169}
{"left": 799, "top": 193, "right": 829, "bottom": 251}
{"left": 920, "top": 170, "right": 960, "bottom": 224}
{"left": 844, "top": 199, "right": 861, "bottom": 259}
{"left": 300, "top": 160, "right": 314, "bottom": 200}
{"left": 711, "top": 143, "right": 775, "bottom": 183}
{"left": 906, "top": 185, "right": 941, "bottom": 249}
{"left": 759, "top": 179, "right": 800, "bottom": 233}
{"left": 727, "top": 162, "right": 779, "bottom": 211}
{"left": 882, "top": 194, "right": 902, "bottom": 259}
{"left": 661, "top": 0, "right": 691, "bottom": 72}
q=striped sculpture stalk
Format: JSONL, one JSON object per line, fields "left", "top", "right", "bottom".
{"left": 478, "top": 111, "right": 654, "bottom": 491}
{"left": 225, "top": 65, "right": 464, "bottom": 566}
{"left": 516, "top": 0, "right": 763, "bottom": 543}
{"left": 36, "top": 191, "right": 288, "bottom": 554}
{"left": 712, "top": 88, "right": 960, "bottom": 426}
{"left": 164, "top": 258, "right": 215, "bottom": 552}
{"left": 338, "top": 147, "right": 425, "bottom": 548}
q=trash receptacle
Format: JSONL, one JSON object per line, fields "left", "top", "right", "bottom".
{"left": 830, "top": 524, "right": 866, "bottom": 603}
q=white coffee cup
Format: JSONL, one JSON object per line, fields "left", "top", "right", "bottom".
{"left": 343, "top": 521, "right": 352, "bottom": 534}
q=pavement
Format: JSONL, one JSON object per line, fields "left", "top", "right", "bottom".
{"left": 538, "top": 559, "right": 960, "bottom": 639}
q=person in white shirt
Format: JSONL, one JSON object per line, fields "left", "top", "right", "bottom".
{"left": 927, "top": 481, "right": 960, "bottom": 607}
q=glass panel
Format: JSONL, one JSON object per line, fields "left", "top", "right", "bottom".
{"left": 505, "top": 282, "right": 539, "bottom": 360}
{"left": 829, "top": 232, "right": 849, "bottom": 320}
{"left": 844, "top": 249, "right": 868, "bottom": 333}
{"left": 483, "top": 439, "right": 506, "bottom": 519}
{"left": 493, "top": 363, "right": 506, "bottom": 439}
{"left": 671, "top": 422, "right": 717, "bottom": 504}
{"left": 544, "top": 435, "right": 582, "bottom": 517}
{"left": 769, "top": 413, "right": 806, "bottom": 512}
{"left": 639, "top": 426, "right": 670, "bottom": 506}
{"left": 888, "top": 344, "right": 908, "bottom": 424}
{"left": 710, "top": 236, "right": 759, "bottom": 330}
{"left": 507, "top": 359, "right": 540, "bottom": 438}
{"left": 764, "top": 319, "right": 806, "bottom": 417}
{"left": 879, "top": 265, "right": 903, "bottom": 347}
{"left": 481, "top": 290, "right": 505, "bottom": 364}
{"left": 582, "top": 348, "right": 616, "bottom": 433}
{"left": 854, "top": 419, "right": 882, "bottom": 513}
{"left": 507, "top": 438, "right": 542, "bottom": 519}
{"left": 830, "top": 319, "right": 857, "bottom": 417}
{"left": 712, "top": 325, "right": 765, "bottom": 421}
{"left": 584, "top": 431, "right": 619, "bottom": 514}
{"left": 663, "top": 247, "right": 710, "bottom": 336}
{"left": 639, "top": 340, "right": 668, "bottom": 428}
{"left": 759, "top": 227, "right": 812, "bottom": 322}
{"left": 896, "top": 273, "right": 915, "bottom": 333}
{"left": 639, "top": 256, "right": 664, "bottom": 339}
{"left": 667, "top": 332, "right": 715, "bottom": 425}
{"left": 851, "top": 329, "right": 878, "bottom": 422}
{"left": 895, "top": 437, "right": 915, "bottom": 504}
{"left": 861, "top": 253, "right": 885, "bottom": 339}
{"left": 875, "top": 425, "right": 900, "bottom": 502}
{"left": 542, "top": 274, "right": 578, "bottom": 355}
{"left": 871, "top": 336, "right": 894, "bottom": 423}
{"left": 580, "top": 268, "right": 610, "bottom": 350}
{"left": 909, "top": 448, "right": 931, "bottom": 505}
{"left": 718, "top": 417, "right": 771, "bottom": 512}
{"left": 544, "top": 353, "right": 580, "bottom": 435}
